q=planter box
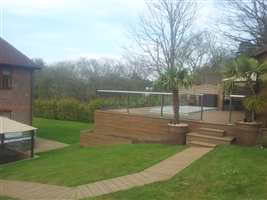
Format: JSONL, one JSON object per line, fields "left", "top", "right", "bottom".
{"left": 235, "top": 121, "right": 262, "bottom": 146}
{"left": 168, "top": 123, "right": 189, "bottom": 145}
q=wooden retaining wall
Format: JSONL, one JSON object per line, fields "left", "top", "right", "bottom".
{"left": 94, "top": 111, "right": 172, "bottom": 143}
{"left": 81, "top": 110, "right": 239, "bottom": 145}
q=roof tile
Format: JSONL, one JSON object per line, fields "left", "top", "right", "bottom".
{"left": 0, "top": 37, "right": 38, "bottom": 69}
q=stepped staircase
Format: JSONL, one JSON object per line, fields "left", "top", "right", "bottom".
{"left": 186, "top": 127, "right": 235, "bottom": 148}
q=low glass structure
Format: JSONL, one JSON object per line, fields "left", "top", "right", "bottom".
{"left": 0, "top": 117, "right": 37, "bottom": 164}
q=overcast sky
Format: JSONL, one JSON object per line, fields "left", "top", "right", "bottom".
{"left": 1, "top": 0, "right": 216, "bottom": 63}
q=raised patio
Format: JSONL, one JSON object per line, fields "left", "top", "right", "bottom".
{"left": 81, "top": 90, "right": 245, "bottom": 147}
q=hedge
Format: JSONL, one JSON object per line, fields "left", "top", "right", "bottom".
{"left": 34, "top": 98, "right": 112, "bottom": 123}
{"left": 33, "top": 96, "right": 166, "bottom": 123}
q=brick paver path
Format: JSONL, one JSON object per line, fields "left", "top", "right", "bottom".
{"left": 0, "top": 147, "right": 212, "bottom": 200}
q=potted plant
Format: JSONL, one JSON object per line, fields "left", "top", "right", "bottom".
{"left": 224, "top": 55, "right": 267, "bottom": 146}
{"left": 157, "top": 66, "right": 192, "bottom": 145}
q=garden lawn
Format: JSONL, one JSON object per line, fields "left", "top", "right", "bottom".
{"left": 87, "top": 145, "right": 267, "bottom": 200}
{"left": 33, "top": 118, "right": 93, "bottom": 144}
{"left": 0, "top": 144, "right": 185, "bottom": 187}
{"left": 0, "top": 197, "right": 17, "bottom": 200}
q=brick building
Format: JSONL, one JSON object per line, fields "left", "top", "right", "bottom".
{"left": 0, "top": 37, "right": 39, "bottom": 125}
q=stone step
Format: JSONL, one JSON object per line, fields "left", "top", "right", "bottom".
{"left": 198, "top": 128, "right": 225, "bottom": 137}
{"left": 187, "top": 132, "right": 234, "bottom": 145}
{"left": 187, "top": 140, "right": 217, "bottom": 148}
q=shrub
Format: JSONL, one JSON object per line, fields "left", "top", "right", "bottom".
{"left": 33, "top": 95, "right": 165, "bottom": 123}
{"left": 34, "top": 98, "right": 92, "bottom": 122}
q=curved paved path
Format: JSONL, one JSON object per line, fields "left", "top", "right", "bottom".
{"left": 0, "top": 147, "right": 213, "bottom": 200}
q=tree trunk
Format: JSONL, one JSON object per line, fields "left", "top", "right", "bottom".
{"left": 172, "top": 88, "right": 180, "bottom": 124}
{"left": 244, "top": 110, "right": 252, "bottom": 122}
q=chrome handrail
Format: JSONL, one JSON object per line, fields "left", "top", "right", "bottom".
{"left": 96, "top": 89, "right": 204, "bottom": 96}
{"left": 96, "top": 89, "right": 205, "bottom": 119}
{"left": 97, "top": 89, "right": 172, "bottom": 96}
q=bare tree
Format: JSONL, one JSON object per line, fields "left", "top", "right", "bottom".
{"left": 184, "top": 32, "right": 220, "bottom": 72}
{"left": 34, "top": 58, "right": 151, "bottom": 101}
{"left": 131, "top": 0, "right": 197, "bottom": 71}
{"left": 129, "top": 0, "right": 197, "bottom": 123}
{"left": 122, "top": 51, "right": 154, "bottom": 80}
{"left": 185, "top": 32, "right": 234, "bottom": 85}
{"left": 217, "top": 0, "right": 267, "bottom": 50}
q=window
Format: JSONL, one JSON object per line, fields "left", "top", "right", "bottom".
{"left": 0, "top": 69, "right": 12, "bottom": 89}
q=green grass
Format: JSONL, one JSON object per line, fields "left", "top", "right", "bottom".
{"left": 33, "top": 118, "right": 93, "bottom": 144}
{"left": 0, "top": 144, "right": 184, "bottom": 187}
{"left": 86, "top": 145, "right": 267, "bottom": 200}
{"left": 0, "top": 197, "right": 17, "bottom": 200}
{"left": 3, "top": 118, "right": 267, "bottom": 199}
{"left": 0, "top": 117, "right": 185, "bottom": 199}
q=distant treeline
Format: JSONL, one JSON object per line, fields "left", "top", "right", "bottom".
{"left": 33, "top": 58, "right": 152, "bottom": 102}
{"left": 32, "top": 57, "right": 155, "bottom": 122}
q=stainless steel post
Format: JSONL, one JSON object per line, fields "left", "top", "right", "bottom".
{"left": 160, "top": 95, "right": 164, "bottom": 117}
{"left": 1, "top": 134, "right": 4, "bottom": 150}
{"left": 31, "top": 131, "right": 35, "bottom": 158}
{"left": 201, "top": 95, "right": 204, "bottom": 120}
{"left": 127, "top": 95, "right": 130, "bottom": 114}
{"left": 229, "top": 96, "right": 233, "bottom": 124}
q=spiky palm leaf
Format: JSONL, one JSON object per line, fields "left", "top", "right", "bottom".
{"left": 156, "top": 66, "right": 192, "bottom": 123}
{"left": 157, "top": 67, "right": 192, "bottom": 91}
{"left": 224, "top": 55, "right": 267, "bottom": 122}
{"left": 224, "top": 56, "right": 267, "bottom": 85}
{"left": 243, "top": 95, "right": 266, "bottom": 114}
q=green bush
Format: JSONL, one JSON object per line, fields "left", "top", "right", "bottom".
{"left": 34, "top": 98, "right": 106, "bottom": 123}
{"left": 33, "top": 95, "right": 165, "bottom": 123}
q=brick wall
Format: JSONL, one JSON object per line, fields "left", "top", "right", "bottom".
{"left": 0, "top": 66, "right": 32, "bottom": 125}
{"left": 179, "top": 84, "right": 220, "bottom": 95}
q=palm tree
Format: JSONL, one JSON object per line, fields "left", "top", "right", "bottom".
{"left": 224, "top": 55, "right": 267, "bottom": 122}
{"left": 157, "top": 65, "right": 192, "bottom": 124}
